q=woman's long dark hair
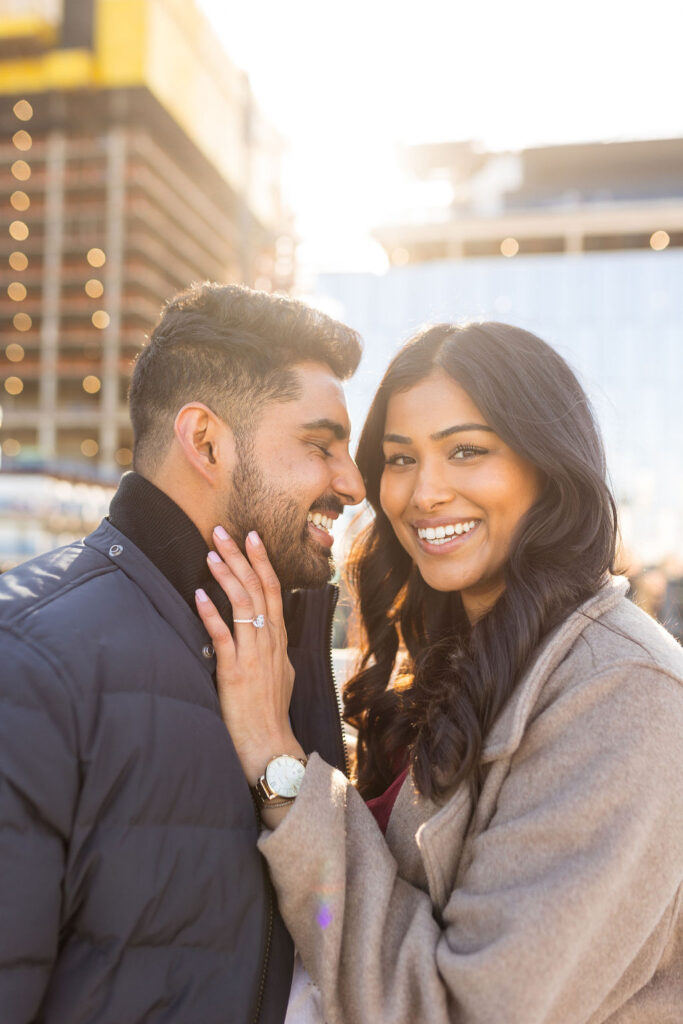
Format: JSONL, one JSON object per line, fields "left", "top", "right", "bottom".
{"left": 344, "top": 322, "right": 619, "bottom": 801}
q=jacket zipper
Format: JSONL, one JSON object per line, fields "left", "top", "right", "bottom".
{"left": 326, "top": 586, "right": 351, "bottom": 778}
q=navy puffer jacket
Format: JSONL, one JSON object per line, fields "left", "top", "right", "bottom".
{"left": 0, "top": 519, "right": 347, "bottom": 1023}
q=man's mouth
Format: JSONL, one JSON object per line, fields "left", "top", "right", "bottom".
{"left": 306, "top": 511, "right": 338, "bottom": 549}
{"left": 307, "top": 512, "right": 335, "bottom": 534}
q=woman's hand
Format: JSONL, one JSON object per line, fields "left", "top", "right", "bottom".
{"left": 195, "top": 526, "right": 305, "bottom": 788}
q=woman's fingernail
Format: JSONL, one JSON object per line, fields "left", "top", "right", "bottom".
{"left": 195, "top": 588, "right": 209, "bottom": 603}
{"left": 214, "top": 525, "right": 229, "bottom": 540}
{"left": 247, "top": 531, "right": 261, "bottom": 546}
{"left": 208, "top": 550, "right": 222, "bottom": 563}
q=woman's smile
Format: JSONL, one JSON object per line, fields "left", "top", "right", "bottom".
{"left": 413, "top": 517, "right": 481, "bottom": 551}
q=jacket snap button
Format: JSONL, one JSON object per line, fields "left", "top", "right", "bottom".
{"left": 202, "top": 643, "right": 215, "bottom": 658}
{"left": 109, "top": 544, "right": 123, "bottom": 557}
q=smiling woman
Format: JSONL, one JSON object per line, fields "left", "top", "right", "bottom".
{"left": 348, "top": 321, "right": 617, "bottom": 800}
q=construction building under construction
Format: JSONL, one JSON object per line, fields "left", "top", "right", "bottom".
{"left": 0, "top": 0, "right": 290, "bottom": 475}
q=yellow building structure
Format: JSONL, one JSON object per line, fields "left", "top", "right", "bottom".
{"left": 0, "top": 0, "right": 290, "bottom": 472}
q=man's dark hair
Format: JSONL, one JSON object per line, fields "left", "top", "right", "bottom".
{"left": 129, "top": 282, "right": 362, "bottom": 472}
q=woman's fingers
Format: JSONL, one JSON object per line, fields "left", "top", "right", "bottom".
{"left": 194, "top": 588, "right": 236, "bottom": 663}
{"left": 211, "top": 526, "right": 267, "bottom": 618}
{"left": 211, "top": 526, "right": 284, "bottom": 627}
{"left": 206, "top": 551, "right": 261, "bottom": 631}
{"left": 244, "top": 531, "right": 284, "bottom": 624}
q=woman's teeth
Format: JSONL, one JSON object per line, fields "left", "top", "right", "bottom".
{"left": 417, "top": 520, "right": 478, "bottom": 545}
{"left": 307, "top": 512, "right": 334, "bottom": 534}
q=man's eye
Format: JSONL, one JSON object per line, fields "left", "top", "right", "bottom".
{"left": 313, "top": 442, "right": 331, "bottom": 457}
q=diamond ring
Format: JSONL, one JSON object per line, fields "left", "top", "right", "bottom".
{"left": 233, "top": 614, "right": 265, "bottom": 629}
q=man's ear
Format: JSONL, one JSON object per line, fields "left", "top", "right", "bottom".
{"left": 173, "top": 403, "right": 236, "bottom": 483}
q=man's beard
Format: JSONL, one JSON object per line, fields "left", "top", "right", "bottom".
{"left": 225, "top": 442, "right": 336, "bottom": 591}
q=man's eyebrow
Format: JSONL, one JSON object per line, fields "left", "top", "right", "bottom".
{"left": 301, "top": 418, "right": 349, "bottom": 441}
{"left": 383, "top": 423, "right": 494, "bottom": 445}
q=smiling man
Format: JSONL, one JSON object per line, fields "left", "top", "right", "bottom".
{"left": 0, "top": 284, "right": 364, "bottom": 1024}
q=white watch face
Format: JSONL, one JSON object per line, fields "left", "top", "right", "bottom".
{"left": 265, "top": 755, "right": 306, "bottom": 798}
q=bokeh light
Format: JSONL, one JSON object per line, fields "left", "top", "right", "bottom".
{"left": 87, "top": 248, "right": 106, "bottom": 268}
{"left": 650, "top": 230, "right": 670, "bottom": 251}
{"left": 12, "top": 130, "right": 32, "bottom": 151}
{"left": 9, "top": 252, "right": 29, "bottom": 272}
{"left": 391, "top": 247, "right": 410, "bottom": 266}
{"left": 5, "top": 343, "right": 25, "bottom": 362}
{"left": 13, "top": 100, "right": 33, "bottom": 121}
{"left": 116, "top": 447, "right": 133, "bottom": 466}
{"left": 12, "top": 313, "right": 32, "bottom": 332}
{"left": 81, "top": 439, "right": 99, "bottom": 457}
{"left": 82, "top": 375, "right": 102, "bottom": 394}
{"left": 11, "top": 160, "right": 31, "bottom": 181}
{"left": 91, "top": 310, "right": 110, "bottom": 329}
{"left": 4, "top": 377, "right": 24, "bottom": 396}
{"left": 2, "top": 438, "right": 22, "bottom": 457}
{"left": 9, "top": 221, "right": 29, "bottom": 242}
{"left": 10, "top": 191, "right": 30, "bottom": 212}
{"left": 8, "top": 282, "right": 27, "bottom": 302}
{"left": 85, "top": 279, "right": 104, "bottom": 298}
{"left": 500, "top": 237, "right": 520, "bottom": 258}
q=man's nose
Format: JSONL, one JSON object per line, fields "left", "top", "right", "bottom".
{"left": 332, "top": 453, "right": 366, "bottom": 506}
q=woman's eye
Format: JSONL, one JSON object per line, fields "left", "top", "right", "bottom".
{"left": 452, "top": 445, "right": 486, "bottom": 460}
{"left": 383, "top": 453, "right": 414, "bottom": 467}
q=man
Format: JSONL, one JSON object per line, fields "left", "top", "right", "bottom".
{"left": 0, "top": 284, "right": 365, "bottom": 1023}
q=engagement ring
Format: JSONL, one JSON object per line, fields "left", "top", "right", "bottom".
{"left": 233, "top": 614, "right": 265, "bottom": 628}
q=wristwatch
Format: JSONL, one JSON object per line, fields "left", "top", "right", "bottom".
{"left": 252, "top": 754, "right": 308, "bottom": 810}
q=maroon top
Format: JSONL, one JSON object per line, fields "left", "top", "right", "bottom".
{"left": 366, "top": 767, "right": 409, "bottom": 836}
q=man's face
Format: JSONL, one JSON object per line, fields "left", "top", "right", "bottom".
{"left": 224, "top": 362, "right": 365, "bottom": 590}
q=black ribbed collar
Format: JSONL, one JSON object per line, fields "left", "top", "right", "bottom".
{"left": 108, "top": 471, "right": 232, "bottom": 624}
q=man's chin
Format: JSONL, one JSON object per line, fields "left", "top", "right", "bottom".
{"left": 274, "top": 549, "right": 334, "bottom": 592}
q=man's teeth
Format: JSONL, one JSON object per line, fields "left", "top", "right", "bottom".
{"left": 417, "top": 521, "right": 478, "bottom": 544}
{"left": 307, "top": 512, "right": 334, "bottom": 534}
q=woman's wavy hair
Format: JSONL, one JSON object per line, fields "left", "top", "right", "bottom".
{"left": 344, "top": 322, "right": 619, "bottom": 801}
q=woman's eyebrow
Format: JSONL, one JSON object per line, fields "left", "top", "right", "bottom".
{"left": 431, "top": 423, "right": 494, "bottom": 441}
{"left": 383, "top": 423, "right": 494, "bottom": 445}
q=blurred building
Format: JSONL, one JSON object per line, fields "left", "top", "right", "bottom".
{"left": 0, "top": 467, "right": 113, "bottom": 570}
{"left": 375, "top": 137, "right": 683, "bottom": 264}
{"left": 0, "top": 0, "right": 291, "bottom": 476}
{"left": 313, "top": 136, "right": 683, "bottom": 564}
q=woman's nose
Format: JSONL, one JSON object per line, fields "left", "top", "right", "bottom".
{"left": 411, "top": 465, "right": 453, "bottom": 511}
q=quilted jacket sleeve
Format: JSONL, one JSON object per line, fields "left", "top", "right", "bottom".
{"left": 258, "top": 663, "right": 683, "bottom": 1024}
{"left": 0, "top": 629, "right": 80, "bottom": 1022}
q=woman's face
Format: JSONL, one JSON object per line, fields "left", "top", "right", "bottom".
{"left": 379, "top": 370, "right": 541, "bottom": 622}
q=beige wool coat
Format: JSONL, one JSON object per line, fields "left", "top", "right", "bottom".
{"left": 259, "top": 577, "right": 683, "bottom": 1023}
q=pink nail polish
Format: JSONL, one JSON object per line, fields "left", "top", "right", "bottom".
{"left": 208, "top": 551, "right": 221, "bottom": 563}
{"left": 247, "top": 531, "right": 261, "bottom": 546}
{"left": 195, "top": 588, "right": 209, "bottom": 603}
{"left": 214, "top": 525, "right": 229, "bottom": 540}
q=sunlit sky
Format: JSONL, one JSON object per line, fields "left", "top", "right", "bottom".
{"left": 198, "top": 0, "right": 682, "bottom": 273}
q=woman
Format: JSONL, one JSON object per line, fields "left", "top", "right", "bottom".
{"left": 197, "top": 322, "right": 683, "bottom": 1023}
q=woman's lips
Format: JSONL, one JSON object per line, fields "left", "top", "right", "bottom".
{"left": 413, "top": 519, "right": 481, "bottom": 554}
